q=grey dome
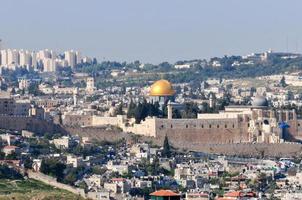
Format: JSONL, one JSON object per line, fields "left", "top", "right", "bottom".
{"left": 252, "top": 96, "right": 268, "bottom": 107}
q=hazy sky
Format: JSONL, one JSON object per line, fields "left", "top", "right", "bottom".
{"left": 1, "top": 0, "right": 302, "bottom": 63}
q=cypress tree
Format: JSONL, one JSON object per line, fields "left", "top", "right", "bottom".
{"left": 162, "top": 135, "right": 171, "bottom": 158}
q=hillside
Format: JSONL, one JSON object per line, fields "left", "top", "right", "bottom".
{"left": 0, "top": 179, "right": 85, "bottom": 200}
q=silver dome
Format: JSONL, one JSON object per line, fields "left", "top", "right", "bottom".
{"left": 252, "top": 96, "right": 268, "bottom": 107}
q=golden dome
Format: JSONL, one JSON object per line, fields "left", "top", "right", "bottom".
{"left": 149, "top": 79, "right": 175, "bottom": 96}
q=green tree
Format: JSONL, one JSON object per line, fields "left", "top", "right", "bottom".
{"left": 115, "top": 102, "right": 124, "bottom": 116}
{"left": 28, "top": 82, "right": 43, "bottom": 96}
{"left": 162, "top": 135, "right": 171, "bottom": 158}
{"left": 0, "top": 164, "right": 22, "bottom": 179}
{"left": 127, "top": 100, "right": 137, "bottom": 118}
{"left": 280, "top": 76, "right": 287, "bottom": 87}
{"left": 40, "top": 158, "right": 66, "bottom": 181}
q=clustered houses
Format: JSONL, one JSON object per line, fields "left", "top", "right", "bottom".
{"left": 3, "top": 128, "right": 302, "bottom": 199}
{"left": 1, "top": 57, "right": 301, "bottom": 145}
{"left": 2, "top": 49, "right": 302, "bottom": 199}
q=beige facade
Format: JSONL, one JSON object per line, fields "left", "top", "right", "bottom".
{"left": 61, "top": 105, "right": 302, "bottom": 144}
{"left": 53, "top": 137, "right": 71, "bottom": 149}
{"left": 66, "top": 155, "right": 83, "bottom": 168}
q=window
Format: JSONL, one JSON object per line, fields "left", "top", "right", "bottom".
{"left": 171, "top": 124, "right": 173, "bottom": 128}
{"left": 217, "top": 125, "right": 219, "bottom": 128}
{"left": 232, "top": 124, "right": 235, "bottom": 128}
{"left": 186, "top": 125, "right": 188, "bottom": 128}
{"left": 225, "top": 124, "right": 227, "bottom": 128}
{"left": 209, "top": 124, "right": 212, "bottom": 128}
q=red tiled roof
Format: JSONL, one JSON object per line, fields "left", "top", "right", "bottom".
{"left": 150, "top": 190, "right": 180, "bottom": 197}
{"left": 223, "top": 191, "right": 256, "bottom": 198}
{"left": 3, "top": 145, "right": 18, "bottom": 150}
{"left": 0, "top": 160, "right": 20, "bottom": 165}
{"left": 224, "top": 191, "right": 241, "bottom": 197}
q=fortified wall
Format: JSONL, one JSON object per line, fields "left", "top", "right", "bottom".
{"left": 154, "top": 117, "right": 249, "bottom": 144}
{"left": 61, "top": 107, "right": 302, "bottom": 144}
{"left": 62, "top": 114, "right": 125, "bottom": 127}
{"left": 0, "top": 115, "right": 64, "bottom": 134}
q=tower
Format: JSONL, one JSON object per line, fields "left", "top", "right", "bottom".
{"left": 86, "top": 77, "right": 95, "bottom": 94}
{"left": 209, "top": 93, "right": 215, "bottom": 108}
{"left": 6, "top": 133, "right": 11, "bottom": 146}
{"left": 73, "top": 87, "right": 78, "bottom": 106}
{"left": 167, "top": 101, "right": 173, "bottom": 119}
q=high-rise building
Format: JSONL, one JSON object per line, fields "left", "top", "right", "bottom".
{"left": 0, "top": 50, "right": 8, "bottom": 66}
{"left": 76, "top": 51, "right": 82, "bottom": 64}
{"left": 31, "top": 52, "right": 37, "bottom": 70}
{"left": 7, "top": 49, "right": 19, "bottom": 66}
{"left": 43, "top": 58, "right": 56, "bottom": 72}
{"left": 0, "top": 48, "right": 87, "bottom": 71}
{"left": 19, "top": 50, "right": 31, "bottom": 67}
{"left": 65, "top": 50, "right": 77, "bottom": 68}
{"left": 37, "top": 49, "right": 52, "bottom": 60}
{"left": 82, "top": 56, "right": 92, "bottom": 64}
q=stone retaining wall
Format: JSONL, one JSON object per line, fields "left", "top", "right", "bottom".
{"left": 27, "top": 170, "right": 86, "bottom": 198}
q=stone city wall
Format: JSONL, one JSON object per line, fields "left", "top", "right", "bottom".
{"left": 66, "top": 126, "right": 302, "bottom": 157}
{"left": 153, "top": 118, "right": 250, "bottom": 144}
{"left": 27, "top": 170, "right": 86, "bottom": 198}
{"left": 62, "top": 114, "right": 93, "bottom": 127}
{"left": 0, "top": 115, "right": 64, "bottom": 134}
{"left": 92, "top": 115, "right": 121, "bottom": 127}
{"left": 63, "top": 114, "right": 125, "bottom": 127}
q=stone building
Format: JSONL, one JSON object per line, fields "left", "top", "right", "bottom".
{"left": 61, "top": 80, "right": 302, "bottom": 144}
{"left": 126, "top": 96, "right": 301, "bottom": 144}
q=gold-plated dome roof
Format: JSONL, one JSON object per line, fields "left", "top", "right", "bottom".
{"left": 149, "top": 79, "right": 175, "bottom": 96}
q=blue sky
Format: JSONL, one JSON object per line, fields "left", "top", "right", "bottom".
{"left": 1, "top": 0, "right": 302, "bottom": 63}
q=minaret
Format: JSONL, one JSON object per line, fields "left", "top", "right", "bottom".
{"left": 86, "top": 77, "right": 95, "bottom": 94}
{"left": 285, "top": 110, "right": 289, "bottom": 122}
{"left": 73, "top": 87, "right": 78, "bottom": 106}
{"left": 292, "top": 109, "right": 297, "bottom": 120}
{"left": 167, "top": 101, "right": 173, "bottom": 120}
{"left": 7, "top": 133, "right": 11, "bottom": 146}
{"left": 209, "top": 93, "right": 215, "bottom": 108}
